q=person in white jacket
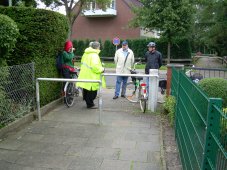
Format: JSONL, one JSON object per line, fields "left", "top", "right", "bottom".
{"left": 113, "top": 41, "right": 134, "bottom": 99}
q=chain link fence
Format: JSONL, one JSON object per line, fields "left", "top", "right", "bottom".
{"left": 0, "top": 63, "right": 35, "bottom": 128}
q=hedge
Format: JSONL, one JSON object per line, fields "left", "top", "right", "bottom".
{"left": 0, "top": 6, "right": 69, "bottom": 106}
{"left": 163, "top": 95, "right": 176, "bottom": 126}
{"left": 198, "top": 78, "right": 227, "bottom": 107}
{"left": 73, "top": 38, "right": 191, "bottom": 60}
{"left": 0, "top": 14, "right": 19, "bottom": 66}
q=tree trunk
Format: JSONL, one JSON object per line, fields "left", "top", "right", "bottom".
{"left": 68, "top": 22, "right": 73, "bottom": 40}
{"left": 167, "top": 41, "right": 171, "bottom": 64}
{"left": 9, "top": 0, "right": 12, "bottom": 6}
{"left": 66, "top": 1, "right": 83, "bottom": 40}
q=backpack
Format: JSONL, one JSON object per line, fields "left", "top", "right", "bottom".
{"left": 56, "top": 52, "right": 63, "bottom": 73}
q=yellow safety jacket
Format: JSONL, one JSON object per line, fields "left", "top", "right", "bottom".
{"left": 77, "top": 47, "right": 106, "bottom": 91}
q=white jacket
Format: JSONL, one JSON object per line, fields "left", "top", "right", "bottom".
{"left": 114, "top": 48, "right": 134, "bottom": 74}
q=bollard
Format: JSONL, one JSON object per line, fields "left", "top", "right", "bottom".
{"left": 148, "top": 69, "right": 159, "bottom": 112}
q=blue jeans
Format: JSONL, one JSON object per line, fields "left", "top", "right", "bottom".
{"left": 114, "top": 76, "right": 128, "bottom": 96}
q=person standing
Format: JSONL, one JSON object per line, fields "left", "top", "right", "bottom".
{"left": 113, "top": 40, "right": 134, "bottom": 99}
{"left": 77, "top": 41, "right": 106, "bottom": 109}
{"left": 145, "top": 42, "right": 162, "bottom": 91}
{"left": 62, "top": 40, "right": 76, "bottom": 78}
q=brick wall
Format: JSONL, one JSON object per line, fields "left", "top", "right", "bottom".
{"left": 71, "top": 0, "right": 140, "bottom": 41}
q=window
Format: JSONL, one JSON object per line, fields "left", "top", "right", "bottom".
{"left": 110, "top": 0, "right": 116, "bottom": 9}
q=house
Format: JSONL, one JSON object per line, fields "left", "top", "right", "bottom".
{"left": 72, "top": 0, "right": 155, "bottom": 41}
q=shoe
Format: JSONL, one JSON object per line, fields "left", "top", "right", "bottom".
{"left": 113, "top": 96, "right": 118, "bottom": 99}
{"left": 121, "top": 95, "right": 126, "bottom": 98}
{"left": 87, "top": 105, "right": 98, "bottom": 109}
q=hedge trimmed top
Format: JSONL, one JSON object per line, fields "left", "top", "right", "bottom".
{"left": 0, "top": 6, "right": 69, "bottom": 65}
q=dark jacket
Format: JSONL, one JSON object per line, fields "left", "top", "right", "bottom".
{"left": 144, "top": 50, "right": 162, "bottom": 74}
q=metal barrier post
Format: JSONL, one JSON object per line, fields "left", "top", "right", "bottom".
{"left": 102, "top": 73, "right": 159, "bottom": 112}
{"left": 36, "top": 79, "right": 41, "bottom": 121}
{"left": 148, "top": 74, "right": 152, "bottom": 111}
{"left": 36, "top": 78, "right": 101, "bottom": 122}
{"left": 149, "top": 69, "right": 159, "bottom": 112}
{"left": 99, "top": 76, "right": 103, "bottom": 125}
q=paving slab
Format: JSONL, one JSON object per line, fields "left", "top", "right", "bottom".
{"left": 0, "top": 88, "right": 164, "bottom": 170}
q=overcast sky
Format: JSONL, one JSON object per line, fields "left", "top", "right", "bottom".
{"left": 36, "top": 0, "right": 66, "bottom": 15}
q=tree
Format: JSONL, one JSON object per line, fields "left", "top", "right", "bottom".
{"left": 40, "top": 0, "right": 111, "bottom": 39}
{"left": 0, "top": 0, "right": 37, "bottom": 7}
{"left": 131, "top": 0, "right": 194, "bottom": 63}
{"left": 193, "top": 0, "right": 227, "bottom": 56}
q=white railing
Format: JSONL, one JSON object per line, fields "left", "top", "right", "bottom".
{"left": 36, "top": 69, "right": 159, "bottom": 124}
{"left": 102, "top": 69, "right": 159, "bottom": 112}
{"left": 36, "top": 78, "right": 102, "bottom": 122}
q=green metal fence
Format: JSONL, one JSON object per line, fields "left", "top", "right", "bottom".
{"left": 171, "top": 67, "right": 227, "bottom": 170}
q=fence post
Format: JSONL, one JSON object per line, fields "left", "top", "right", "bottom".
{"left": 202, "top": 98, "right": 222, "bottom": 170}
{"left": 99, "top": 75, "right": 103, "bottom": 125}
{"left": 148, "top": 69, "right": 159, "bottom": 112}
{"left": 36, "top": 79, "right": 41, "bottom": 121}
{"left": 166, "top": 64, "right": 184, "bottom": 96}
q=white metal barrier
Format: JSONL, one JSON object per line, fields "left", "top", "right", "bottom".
{"left": 102, "top": 69, "right": 159, "bottom": 112}
{"left": 36, "top": 78, "right": 102, "bottom": 123}
{"left": 36, "top": 70, "right": 159, "bottom": 124}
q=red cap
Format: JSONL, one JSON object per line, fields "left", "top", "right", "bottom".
{"left": 64, "top": 41, "right": 73, "bottom": 52}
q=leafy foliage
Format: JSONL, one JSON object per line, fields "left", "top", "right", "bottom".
{"left": 131, "top": 0, "right": 194, "bottom": 63}
{"left": 192, "top": 0, "right": 227, "bottom": 56}
{"left": 72, "top": 38, "right": 191, "bottom": 60}
{"left": 0, "top": 14, "right": 19, "bottom": 66}
{"left": 163, "top": 95, "right": 176, "bottom": 126}
{"left": 0, "top": 0, "right": 37, "bottom": 7}
{"left": 0, "top": 6, "right": 69, "bottom": 106}
{"left": 198, "top": 78, "right": 227, "bottom": 107}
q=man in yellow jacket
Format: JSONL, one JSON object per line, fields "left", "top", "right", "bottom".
{"left": 77, "top": 41, "right": 106, "bottom": 109}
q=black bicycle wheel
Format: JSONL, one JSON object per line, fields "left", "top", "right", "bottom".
{"left": 64, "top": 82, "right": 75, "bottom": 107}
{"left": 139, "top": 95, "right": 147, "bottom": 113}
{"left": 125, "top": 81, "right": 140, "bottom": 103}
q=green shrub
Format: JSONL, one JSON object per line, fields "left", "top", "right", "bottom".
{"left": 163, "top": 95, "right": 176, "bottom": 126}
{"left": 72, "top": 38, "right": 191, "bottom": 60}
{"left": 0, "top": 14, "right": 19, "bottom": 66}
{"left": 198, "top": 78, "right": 227, "bottom": 107}
{"left": 0, "top": 6, "right": 69, "bottom": 106}
{"left": 101, "top": 40, "right": 115, "bottom": 58}
{"left": 223, "top": 108, "right": 227, "bottom": 113}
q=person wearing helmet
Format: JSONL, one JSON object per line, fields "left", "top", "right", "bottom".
{"left": 145, "top": 42, "right": 162, "bottom": 73}
{"left": 145, "top": 42, "right": 162, "bottom": 92}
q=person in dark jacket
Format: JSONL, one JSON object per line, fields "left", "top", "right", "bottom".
{"left": 145, "top": 42, "right": 162, "bottom": 74}
{"left": 145, "top": 42, "right": 162, "bottom": 92}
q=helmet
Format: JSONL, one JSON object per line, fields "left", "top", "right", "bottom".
{"left": 147, "top": 42, "right": 156, "bottom": 47}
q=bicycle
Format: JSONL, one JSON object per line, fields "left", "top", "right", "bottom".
{"left": 185, "top": 65, "right": 203, "bottom": 83}
{"left": 125, "top": 62, "right": 147, "bottom": 113}
{"left": 63, "top": 68, "right": 81, "bottom": 107}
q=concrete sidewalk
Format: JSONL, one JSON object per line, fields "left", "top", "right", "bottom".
{"left": 0, "top": 89, "right": 164, "bottom": 170}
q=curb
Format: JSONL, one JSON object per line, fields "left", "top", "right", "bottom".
{"left": 0, "top": 112, "right": 34, "bottom": 139}
{"left": 160, "top": 117, "right": 167, "bottom": 170}
{"left": 33, "top": 98, "right": 63, "bottom": 118}
{"left": 0, "top": 98, "right": 63, "bottom": 139}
